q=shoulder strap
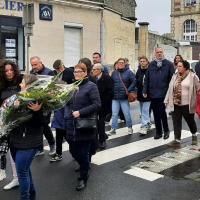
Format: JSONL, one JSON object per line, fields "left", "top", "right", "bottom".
{"left": 118, "top": 72, "right": 128, "bottom": 95}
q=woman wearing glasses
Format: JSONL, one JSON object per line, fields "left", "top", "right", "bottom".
{"left": 65, "top": 63, "right": 101, "bottom": 191}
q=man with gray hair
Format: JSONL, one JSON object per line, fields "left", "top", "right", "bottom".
{"left": 30, "top": 56, "right": 55, "bottom": 156}
{"left": 30, "top": 56, "right": 53, "bottom": 75}
{"left": 92, "top": 63, "right": 113, "bottom": 149}
{"left": 143, "top": 47, "right": 174, "bottom": 140}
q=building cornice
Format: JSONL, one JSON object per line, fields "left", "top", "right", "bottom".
{"left": 121, "top": 16, "right": 136, "bottom": 23}
{"left": 38, "top": 0, "right": 104, "bottom": 10}
{"left": 171, "top": 12, "right": 200, "bottom": 17}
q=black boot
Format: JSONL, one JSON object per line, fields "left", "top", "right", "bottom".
{"left": 163, "top": 131, "right": 170, "bottom": 139}
{"left": 76, "top": 179, "right": 87, "bottom": 191}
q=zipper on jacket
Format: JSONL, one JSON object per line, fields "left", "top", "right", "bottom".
{"left": 23, "top": 127, "right": 26, "bottom": 138}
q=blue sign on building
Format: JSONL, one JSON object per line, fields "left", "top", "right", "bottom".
{"left": 39, "top": 4, "right": 53, "bottom": 21}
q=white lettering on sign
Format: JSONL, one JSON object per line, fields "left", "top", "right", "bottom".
{"left": 42, "top": 10, "right": 51, "bottom": 18}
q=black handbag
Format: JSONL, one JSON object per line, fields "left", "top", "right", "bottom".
{"left": 73, "top": 90, "right": 97, "bottom": 129}
{"left": 75, "top": 115, "right": 97, "bottom": 129}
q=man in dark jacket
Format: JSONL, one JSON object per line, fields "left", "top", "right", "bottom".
{"left": 49, "top": 59, "right": 74, "bottom": 162}
{"left": 92, "top": 52, "right": 109, "bottom": 75}
{"left": 52, "top": 59, "right": 74, "bottom": 83}
{"left": 143, "top": 48, "right": 174, "bottom": 140}
{"left": 92, "top": 63, "right": 113, "bottom": 149}
{"left": 30, "top": 56, "right": 53, "bottom": 75}
{"left": 30, "top": 56, "right": 55, "bottom": 156}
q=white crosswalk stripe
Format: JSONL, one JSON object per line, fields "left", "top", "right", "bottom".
{"left": 44, "top": 123, "right": 155, "bottom": 151}
{"left": 124, "top": 167, "right": 164, "bottom": 182}
{"left": 44, "top": 125, "right": 195, "bottom": 167}
{"left": 92, "top": 130, "right": 192, "bottom": 165}
{"left": 107, "top": 124, "right": 155, "bottom": 139}
{"left": 43, "top": 124, "right": 198, "bottom": 181}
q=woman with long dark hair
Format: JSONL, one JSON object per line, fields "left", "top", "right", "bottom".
{"left": 0, "top": 60, "right": 22, "bottom": 189}
{"left": 173, "top": 54, "right": 184, "bottom": 70}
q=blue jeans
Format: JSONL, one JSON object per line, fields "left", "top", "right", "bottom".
{"left": 11, "top": 148, "right": 37, "bottom": 200}
{"left": 139, "top": 101, "right": 151, "bottom": 128}
{"left": 111, "top": 100, "right": 132, "bottom": 129}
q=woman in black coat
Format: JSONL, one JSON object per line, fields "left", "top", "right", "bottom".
{"left": 9, "top": 74, "right": 44, "bottom": 200}
{"left": 65, "top": 63, "right": 101, "bottom": 191}
{"left": 0, "top": 60, "right": 22, "bottom": 187}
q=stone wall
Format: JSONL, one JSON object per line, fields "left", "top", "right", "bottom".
{"left": 104, "top": 0, "right": 136, "bottom": 19}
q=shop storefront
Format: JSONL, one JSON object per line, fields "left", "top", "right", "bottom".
{"left": 0, "top": 15, "right": 24, "bottom": 70}
{"left": 0, "top": 0, "right": 24, "bottom": 69}
{"left": 0, "top": 0, "right": 136, "bottom": 70}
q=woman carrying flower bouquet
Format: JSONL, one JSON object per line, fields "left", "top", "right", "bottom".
{"left": 9, "top": 74, "right": 44, "bottom": 200}
{"left": 0, "top": 60, "right": 22, "bottom": 189}
{"left": 65, "top": 63, "right": 101, "bottom": 191}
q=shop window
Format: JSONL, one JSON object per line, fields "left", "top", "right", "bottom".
{"left": 0, "top": 16, "right": 24, "bottom": 70}
{"left": 183, "top": 19, "right": 197, "bottom": 41}
{"left": 185, "top": 0, "right": 196, "bottom": 6}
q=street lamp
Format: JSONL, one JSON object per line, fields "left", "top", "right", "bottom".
{"left": 23, "top": 3, "right": 35, "bottom": 74}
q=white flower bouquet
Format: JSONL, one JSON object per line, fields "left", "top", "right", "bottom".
{"left": 0, "top": 74, "right": 81, "bottom": 138}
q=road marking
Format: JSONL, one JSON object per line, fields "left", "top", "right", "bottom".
{"left": 91, "top": 130, "right": 192, "bottom": 165}
{"left": 133, "top": 145, "right": 200, "bottom": 174}
{"left": 124, "top": 167, "right": 164, "bottom": 181}
{"left": 44, "top": 123, "right": 155, "bottom": 151}
{"left": 107, "top": 124, "right": 155, "bottom": 140}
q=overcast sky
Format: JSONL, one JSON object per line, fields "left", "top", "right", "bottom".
{"left": 135, "top": 0, "right": 171, "bottom": 35}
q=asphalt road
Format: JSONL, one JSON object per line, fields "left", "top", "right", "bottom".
{"left": 1, "top": 102, "right": 200, "bottom": 200}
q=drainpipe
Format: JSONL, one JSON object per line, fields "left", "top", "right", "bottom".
{"left": 100, "top": 9, "right": 105, "bottom": 62}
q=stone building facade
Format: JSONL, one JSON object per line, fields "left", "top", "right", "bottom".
{"left": 171, "top": 0, "right": 200, "bottom": 42}
{"left": 171, "top": 0, "right": 200, "bottom": 59}
{"left": 135, "top": 22, "right": 176, "bottom": 66}
{"left": 0, "top": 0, "right": 136, "bottom": 70}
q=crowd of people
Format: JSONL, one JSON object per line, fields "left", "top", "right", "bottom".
{"left": 0, "top": 48, "right": 200, "bottom": 199}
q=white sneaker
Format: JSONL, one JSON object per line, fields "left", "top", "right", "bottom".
{"left": 49, "top": 144, "right": 56, "bottom": 155}
{"left": 0, "top": 170, "right": 6, "bottom": 181}
{"left": 128, "top": 128, "right": 133, "bottom": 135}
{"left": 140, "top": 127, "right": 147, "bottom": 135}
{"left": 3, "top": 178, "right": 19, "bottom": 190}
{"left": 108, "top": 129, "right": 116, "bottom": 136}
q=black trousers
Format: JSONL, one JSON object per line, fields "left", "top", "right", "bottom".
{"left": 151, "top": 98, "right": 169, "bottom": 136}
{"left": 55, "top": 128, "right": 67, "bottom": 156}
{"left": 39, "top": 113, "right": 55, "bottom": 151}
{"left": 97, "top": 115, "right": 107, "bottom": 143}
{"left": 69, "top": 140, "right": 92, "bottom": 182}
{"left": 0, "top": 136, "right": 9, "bottom": 170}
{"left": 0, "top": 155, "right": 6, "bottom": 170}
{"left": 172, "top": 105, "right": 197, "bottom": 140}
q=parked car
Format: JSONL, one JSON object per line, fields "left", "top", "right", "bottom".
{"left": 187, "top": 60, "right": 198, "bottom": 71}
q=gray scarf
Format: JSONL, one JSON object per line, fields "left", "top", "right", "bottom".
{"left": 155, "top": 58, "right": 164, "bottom": 68}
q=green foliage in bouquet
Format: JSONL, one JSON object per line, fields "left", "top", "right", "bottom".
{"left": 0, "top": 73, "right": 82, "bottom": 138}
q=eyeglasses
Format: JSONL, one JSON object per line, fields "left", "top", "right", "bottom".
{"left": 118, "top": 62, "right": 125, "bottom": 64}
{"left": 92, "top": 68, "right": 100, "bottom": 71}
{"left": 73, "top": 70, "right": 84, "bottom": 74}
